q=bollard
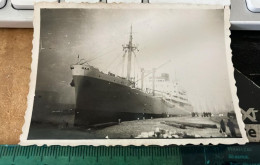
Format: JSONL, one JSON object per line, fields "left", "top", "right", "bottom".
{"left": 118, "top": 119, "right": 121, "bottom": 124}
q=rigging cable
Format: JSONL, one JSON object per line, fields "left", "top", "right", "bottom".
{"left": 85, "top": 47, "right": 118, "bottom": 64}
{"left": 105, "top": 53, "right": 123, "bottom": 72}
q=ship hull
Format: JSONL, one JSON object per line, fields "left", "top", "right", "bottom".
{"left": 73, "top": 75, "right": 191, "bottom": 126}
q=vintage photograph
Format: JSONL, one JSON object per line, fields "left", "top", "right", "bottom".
{"left": 20, "top": 3, "right": 247, "bottom": 145}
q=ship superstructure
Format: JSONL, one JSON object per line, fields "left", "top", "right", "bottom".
{"left": 70, "top": 26, "right": 193, "bottom": 126}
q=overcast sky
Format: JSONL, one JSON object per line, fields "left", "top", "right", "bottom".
{"left": 36, "top": 8, "right": 233, "bottom": 112}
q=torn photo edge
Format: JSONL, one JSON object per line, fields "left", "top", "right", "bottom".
{"left": 20, "top": 2, "right": 248, "bottom": 146}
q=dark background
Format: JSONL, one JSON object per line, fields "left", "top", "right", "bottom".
{"left": 231, "top": 31, "right": 260, "bottom": 124}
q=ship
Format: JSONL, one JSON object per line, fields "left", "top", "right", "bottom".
{"left": 70, "top": 26, "right": 193, "bottom": 127}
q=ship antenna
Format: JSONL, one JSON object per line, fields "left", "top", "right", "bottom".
{"left": 123, "top": 25, "right": 138, "bottom": 81}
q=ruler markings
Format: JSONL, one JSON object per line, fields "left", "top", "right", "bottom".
{"left": 32, "top": 146, "right": 35, "bottom": 157}
{"left": 104, "top": 146, "right": 106, "bottom": 156}
{"left": 55, "top": 146, "right": 57, "bottom": 158}
{"left": 30, "top": 147, "right": 35, "bottom": 157}
{"left": 166, "top": 147, "right": 168, "bottom": 158}
{"left": 116, "top": 146, "right": 119, "bottom": 157}
{"left": 119, "top": 146, "right": 121, "bottom": 156}
{"left": 40, "top": 149, "right": 43, "bottom": 162}
{"left": 44, "top": 146, "right": 47, "bottom": 158}
{"left": 12, "top": 146, "right": 17, "bottom": 162}
{"left": 36, "top": 146, "right": 39, "bottom": 156}
{"left": 5, "top": 146, "right": 9, "bottom": 156}
{"left": 29, "top": 146, "right": 32, "bottom": 158}
{"left": 103, "top": 146, "right": 106, "bottom": 157}
{"left": 89, "top": 146, "right": 92, "bottom": 157}
{"left": 91, "top": 146, "right": 93, "bottom": 157}
{"left": 108, "top": 146, "right": 110, "bottom": 157}
{"left": 0, "top": 145, "right": 2, "bottom": 158}
{"left": 95, "top": 146, "right": 98, "bottom": 158}
{"left": 80, "top": 146, "right": 86, "bottom": 158}
{"left": 76, "top": 146, "right": 79, "bottom": 156}
{"left": 1, "top": 147, "right": 5, "bottom": 157}
{"left": 69, "top": 147, "right": 71, "bottom": 162}
{"left": 6, "top": 147, "right": 10, "bottom": 157}
{"left": 161, "top": 147, "right": 163, "bottom": 157}
{"left": 48, "top": 146, "right": 51, "bottom": 157}
{"left": 23, "top": 146, "right": 27, "bottom": 156}
{"left": 63, "top": 146, "right": 66, "bottom": 156}
{"left": 58, "top": 146, "right": 61, "bottom": 157}
{"left": 31, "top": 146, "right": 34, "bottom": 157}
{"left": 22, "top": 147, "right": 26, "bottom": 157}
{"left": 74, "top": 146, "right": 76, "bottom": 157}
{"left": 0, "top": 145, "right": 186, "bottom": 164}
{"left": 73, "top": 146, "right": 75, "bottom": 157}
{"left": 96, "top": 148, "right": 99, "bottom": 162}
{"left": 78, "top": 146, "right": 80, "bottom": 157}
{"left": 58, "top": 146, "right": 61, "bottom": 158}
{"left": 102, "top": 146, "right": 105, "bottom": 157}
{"left": 82, "top": 146, "right": 85, "bottom": 159}
{"left": 102, "top": 146, "right": 105, "bottom": 156}
{"left": 114, "top": 146, "right": 117, "bottom": 157}
{"left": 4, "top": 147, "right": 8, "bottom": 157}
{"left": 87, "top": 146, "right": 89, "bottom": 157}
{"left": 7, "top": 147, "right": 11, "bottom": 157}
{"left": 113, "top": 147, "right": 116, "bottom": 157}
{"left": 51, "top": 146, "right": 54, "bottom": 157}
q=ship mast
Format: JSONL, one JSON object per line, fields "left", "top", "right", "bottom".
{"left": 123, "top": 25, "right": 138, "bottom": 80}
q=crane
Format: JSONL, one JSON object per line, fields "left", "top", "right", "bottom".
{"left": 136, "top": 60, "right": 171, "bottom": 96}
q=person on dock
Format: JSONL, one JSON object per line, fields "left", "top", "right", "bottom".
{"left": 219, "top": 119, "right": 226, "bottom": 134}
{"left": 227, "top": 119, "right": 236, "bottom": 137}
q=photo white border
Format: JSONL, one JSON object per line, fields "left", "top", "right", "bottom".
{"left": 20, "top": 2, "right": 248, "bottom": 146}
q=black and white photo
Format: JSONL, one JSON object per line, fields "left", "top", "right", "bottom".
{"left": 20, "top": 3, "right": 247, "bottom": 145}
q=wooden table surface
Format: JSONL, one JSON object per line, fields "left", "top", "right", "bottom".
{"left": 0, "top": 29, "right": 33, "bottom": 144}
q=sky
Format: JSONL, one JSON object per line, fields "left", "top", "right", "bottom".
{"left": 36, "top": 8, "right": 234, "bottom": 112}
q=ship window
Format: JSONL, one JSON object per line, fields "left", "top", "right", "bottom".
{"left": 86, "top": 68, "right": 90, "bottom": 70}
{"left": 70, "top": 66, "right": 74, "bottom": 69}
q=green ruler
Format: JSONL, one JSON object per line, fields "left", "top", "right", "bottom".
{"left": 0, "top": 144, "right": 260, "bottom": 165}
